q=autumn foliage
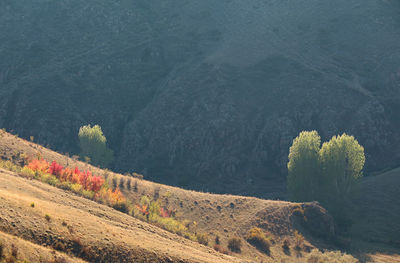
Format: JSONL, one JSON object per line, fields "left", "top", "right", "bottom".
{"left": 27, "top": 159, "right": 49, "bottom": 173}
{"left": 1, "top": 156, "right": 203, "bottom": 246}
{"left": 25, "top": 159, "right": 120, "bottom": 203}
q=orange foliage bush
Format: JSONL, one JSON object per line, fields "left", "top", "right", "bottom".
{"left": 96, "top": 188, "right": 126, "bottom": 206}
{"left": 27, "top": 159, "right": 49, "bottom": 173}
{"left": 136, "top": 204, "right": 149, "bottom": 216}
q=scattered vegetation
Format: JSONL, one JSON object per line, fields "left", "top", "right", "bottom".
{"left": 228, "top": 237, "right": 242, "bottom": 253}
{"left": 5, "top": 156, "right": 210, "bottom": 246}
{"left": 30, "top": 202, "right": 35, "bottom": 208}
{"left": 0, "top": 161, "right": 21, "bottom": 174}
{"left": 246, "top": 227, "right": 271, "bottom": 255}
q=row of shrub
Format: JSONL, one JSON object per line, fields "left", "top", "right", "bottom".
{"left": 23, "top": 159, "right": 126, "bottom": 211}
{"left": 0, "top": 158, "right": 210, "bottom": 248}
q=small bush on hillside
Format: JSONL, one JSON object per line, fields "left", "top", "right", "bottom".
{"left": 0, "top": 160, "right": 21, "bottom": 173}
{"left": 155, "top": 216, "right": 188, "bottom": 236}
{"left": 246, "top": 227, "right": 271, "bottom": 255}
{"left": 213, "top": 244, "right": 230, "bottom": 255}
{"left": 10, "top": 244, "right": 18, "bottom": 258}
{"left": 131, "top": 172, "right": 143, "bottom": 180}
{"left": 45, "top": 214, "right": 51, "bottom": 222}
{"left": 112, "top": 177, "right": 118, "bottom": 190}
{"left": 20, "top": 166, "right": 35, "bottom": 179}
{"left": 294, "top": 230, "right": 304, "bottom": 250}
{"left": 306, "top": 249, "right": 358, "bottom": 263}
{"left": 113, "top": 201, "right": 128, "bottom": 213}
{"left": 119, "top": 177, "right": 125, "bottom": 189}
{"left": 127, "top": 178, "right": 132, "bottom": 190}
{"left": 153, "top": 187, "right": 160, "bottom": 200}
{"left": 196, "top": 232, "right": 209, "bottom": 246}
{"left": 70, "top": 183, "right": 83, "bottom": 194}
{"left": 215, "top": 233, "right": 220, "bottom": 245}
{"left": 54, "top": 241, "right": 66, "bottom": 252}
{"left": 228, "top": 237, "right": 242, "bottom": 253}
{"left": 81, "top": 190, "right": 95, "bottom": 200}
{"left": 282, "top": 238, "right": 290, "bottom": 251}
{"left": 30, "top": 202, "right": 35, "bottom": 208}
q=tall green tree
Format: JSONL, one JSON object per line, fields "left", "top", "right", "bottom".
{"left": 78, "top": 124, "right": 113, "bottom": 168}
{"left": 287, "top": 130, "right": 321, "bottom": 202}
{"left": 319, "top": 134, "right": 365, "bottom": 222}
{"left": 287, "top": 131, "right": 365, "bottom": 227}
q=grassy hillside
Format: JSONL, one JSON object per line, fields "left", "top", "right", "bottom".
{"left": 0, "top": 131, "right": 398, "bottom": 262}
{"left": 0, "top": 231, "right": 86, "bottom": 263}
{"left": 0, "top": 169, "right": 241, "bottom": 263}
{"left": 349, "top": 168, "right": 400, "bottom": 262}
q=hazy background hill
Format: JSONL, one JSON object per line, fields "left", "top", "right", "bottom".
{"left": 1, "top": 0, "right": 400, "bottom": 197}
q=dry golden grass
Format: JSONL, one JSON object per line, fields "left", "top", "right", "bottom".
{"left": 0, "top": 169, "right": 240, "bottom": 263}
{"left": 0, "top": 231, "right": 86, "bottom": 263}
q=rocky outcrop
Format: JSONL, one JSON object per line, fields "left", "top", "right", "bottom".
{"left": 1, "top": 0, "right": 400, "bottom": 197}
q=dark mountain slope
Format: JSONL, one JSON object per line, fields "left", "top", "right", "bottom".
{"left": 1, "top": 0, "right": 400, "bottom": 197}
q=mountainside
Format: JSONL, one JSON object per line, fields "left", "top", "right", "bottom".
{"left": 1, "top": 0, "right": 400, "bottom": 196}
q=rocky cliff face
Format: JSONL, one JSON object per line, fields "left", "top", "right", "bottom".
{"left": 1, "top": 0, "right": 400, "bottom": 197}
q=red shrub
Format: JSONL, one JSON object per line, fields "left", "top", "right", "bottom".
{"left": 49, "top": 161, "right": 64, "bottom": 176}
{"left": 79, "top": 170, "right": 92, "bottom": 190}
{"left": 160, "top": 207, "right": 170, "bottom": 218}
{"left": 90, "top": 176, "right": 104, "bottom": 192}
{"left": 26, "top": 159, "right": 120, "bottom": 209}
